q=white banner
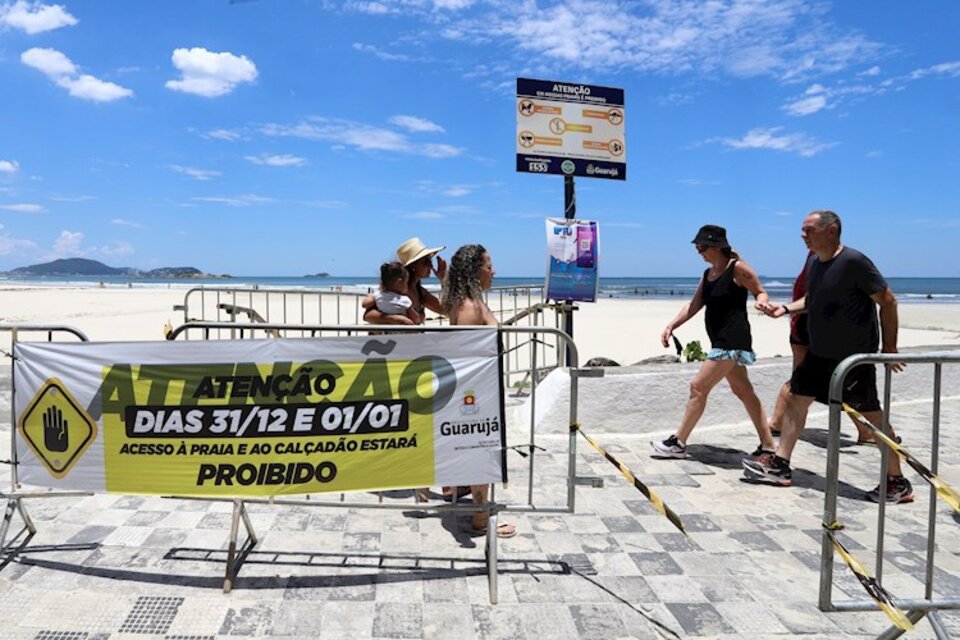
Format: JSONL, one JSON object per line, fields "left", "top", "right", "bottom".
{"left": 13, "top": 330, "right": 505, "bottom": 497}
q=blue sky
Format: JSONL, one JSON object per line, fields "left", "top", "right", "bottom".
{"left": 0, "top": 0, "right": 958, "bottom": 277}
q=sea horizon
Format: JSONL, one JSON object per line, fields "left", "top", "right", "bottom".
{"left": 3, "top": 274, "right": 960, "bottom": 302}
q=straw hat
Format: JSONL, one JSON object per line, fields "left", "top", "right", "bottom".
{"left": 396, "top": 237, "right": 445, "bottom": 266}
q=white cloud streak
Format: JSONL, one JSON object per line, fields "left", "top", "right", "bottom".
{"left": 711, "top": 126, "right": 837, "bottom": 157}
{"left": 112, "top": 218, "right": 145, "bottom": 228}
{"left": 166, "top": 47, "right": 258, "bottom": 97}
{"left": 0, "top": 203, "right": 45, "bottom": 212}
{"left": 0, "top": 223, "right": 37, "bottom": 254}
{"left": 21, "top": 47, "right": 133, "bottom": 102}
{"left": 0, "top": 0, "right": 76, "bottom": 34}
{"left": 389, "top": 115, "right": 445, "bottom": 133}
{"left": 192, "top": 194, "right": 275, "bottom": 207}
{"left": 262, "top": 118, "right": 463, "bottom": 158}
{"left": 169, "top": 165, "right": 221, "bottom": 181}
{"left": 245, "top": 154, "right": 307, "bottom": 167}
{"left": 0, "top": 160, "right": 20, "bottom": 173}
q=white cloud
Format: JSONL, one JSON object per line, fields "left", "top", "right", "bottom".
{"left": 112, "top": 218, "right": 145, "bottom": 228}
{"left": 169, "top": 165, "right": 221, "bottom": 181}
{"left": 0, "top": 159, "right": 20, "bottom": 173}
{"left": 711, "top": 126, "right": 837, "bottom": 157}
{"left": 21, "top": 47, "right": 75, "bottom": 76}
{"left": 52, "top": 229, "right": 83, "bottom": 256}
{"left": 205, "top": 128, "right": 242, "bottom": 141}
{"left": 0, "top": 1, "right": 76, "bottom": 34}
{"left": 783, "top": 93, "right": 827, "bottom": 116}
{"left": 192, "top": 194, "right": 275, "bottom": 207}
{"left": 46, "top": 230, "right": 133, "bottom": 259}
{"left": 352, "top": 42, "right": 413, "bottom": 62}
{"left": 910, "top": 60, "right": 960, "bottom": 80}
{"left": 48, "top": 194, "right": 96, "bottom": 202}
{"left": 0, "top": 202, "right": 44, "bottom": 212}
{"left": 262, "top": 118, "right": 464, "bottom": 158}
{"left": 166, "top": 47, "right": 258, "bottom": 97}
{"left": 98, "top": 241, "right": 134, "bottom": 257}
{"left": 0, "top": 223, "right": 37, "bottom": 254}
{"left": 389, "top": 115, "right": 445, "bottom": 133}
{"left": 859, "top": 66, "right": 880, "bottom": 77}
{"left": 21, "top": 47, "right": 132, "bottom": 102}
{"left": 403, "top": 211, "right": 444, "bottom": 219}
{"left": 245, "top": 154, "right": 307, "bottom": 167}
{"left": 677, "top": 178, "right": 719, "bottom": 186}
{"left": 443, "top": 185, "right": 473, "bottom": 197}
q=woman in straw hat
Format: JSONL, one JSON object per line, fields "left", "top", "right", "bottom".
{"left": 363, "top": 237, "right": 447, "bottom": 324}
{"left": 650, "top": 225, "right": 777, "bottom": 460}
{"left": 443, "top": 244, "right": 516, "bottom": 538}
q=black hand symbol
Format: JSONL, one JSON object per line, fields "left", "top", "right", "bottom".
{"left": 43, "top": 406, "right": 69, "bottom": 452}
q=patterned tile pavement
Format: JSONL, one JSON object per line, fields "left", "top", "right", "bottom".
{"left": 1, "top": 368, "right": 959, "bottom": 638}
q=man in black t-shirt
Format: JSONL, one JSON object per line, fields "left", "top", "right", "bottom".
{"left": 742, "top": 210, "right": 913, "bottom": 504}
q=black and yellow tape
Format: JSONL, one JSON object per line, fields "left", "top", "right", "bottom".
{"left": 842, "top": 403, "right": 960, "bottom": 512}
{"left": 572, "top": 423, "right": 688, "bottom": 537}
{"left": 823, "top": 522, "right": 913, "bottom": 631}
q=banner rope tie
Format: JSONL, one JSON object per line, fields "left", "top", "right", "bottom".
{"left": 571, "top": 422, "right": 688, "bottom": 537}
{"left": 842, "top": 403, "right": 960, "bottom": 512}
{"left": 822, "top": 522, "right": 914, "bottom": 631}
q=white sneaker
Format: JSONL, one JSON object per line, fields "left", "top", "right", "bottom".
{"left": 651, "top": 435, "right": 687, "bottom": 459}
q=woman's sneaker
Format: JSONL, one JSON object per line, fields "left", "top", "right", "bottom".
{"left": 651, "top": 435, "right": 687, "bottom": 459}
{"left": 750, "top": 444, "right": 777, "bottom": 457}
{"left": 867, "top": 475, "right": 914, "bottom": 504}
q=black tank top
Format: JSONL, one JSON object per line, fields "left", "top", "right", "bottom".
{"left": 701, "top": 260, "right": 752, "bottom": 350}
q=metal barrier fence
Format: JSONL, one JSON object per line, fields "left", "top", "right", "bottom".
{"left": 173, "top": 285, "right": 568, "bottom": 393}
{"left": 0, "top": 325, "right": 93, "bottom": 558}
{"left": 820, "top": 352, "right": 960, "bottom": 639}
{"left": 165, "top": 322, "right": 581, "bottom": 600}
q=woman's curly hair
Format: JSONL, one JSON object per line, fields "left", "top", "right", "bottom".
{"left": 442, "top": 244, "right": 487, "bottom": 315}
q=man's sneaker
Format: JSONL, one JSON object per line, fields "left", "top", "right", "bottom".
{"left": 750, "top": 444, "right": 777, "bottom": 457}
{"left": 867, "top": 475, "right": 914, "bottom": 504}
{"left": 741, "top": 453, "right": 793, "bottom": 486}
{"left": 651, "top": 435, "right": 687, "bottom": 459}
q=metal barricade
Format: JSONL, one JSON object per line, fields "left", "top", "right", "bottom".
{"left": 0, "top": 324, "right": 93, "bottom": 558}
{"left": 174, "top": 285, "right": 567, "bottom": 400}
{"left": 820, "top": 352, "right": 960, "bottom": 639}
{"left": 167, "top": 321, "right": 582, "bottom": 602}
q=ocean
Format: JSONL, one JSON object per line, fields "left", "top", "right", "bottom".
{"left": 3, "top": 275, "right": 959, "bottom": 303}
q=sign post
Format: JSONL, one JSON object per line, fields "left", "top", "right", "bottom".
{"left": 516, "top": 78, "right": 625, "bottom": 363}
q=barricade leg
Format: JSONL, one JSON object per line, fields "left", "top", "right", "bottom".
{"left": 876, "top": 609, "right": 930, "bottom": 640}
{"left": 223, "top": 499, "right": 257, "bottom": 593}
{"left": 0, "top": 497, "right": 37, "bottom": 559}
{"left": 487, "top": 509, "right": 498, "bottom": 604}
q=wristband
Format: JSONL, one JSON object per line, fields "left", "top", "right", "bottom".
{"left": 781, "top": 305, "right": 791, "bottom": 316}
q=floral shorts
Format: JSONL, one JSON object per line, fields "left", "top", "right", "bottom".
{"left": 707, "top": 348, "right": 757, "bottom": 366}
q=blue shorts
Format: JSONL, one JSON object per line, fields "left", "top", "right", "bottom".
{"left": 707, "top": 348, "right": 757, "bottom": 366}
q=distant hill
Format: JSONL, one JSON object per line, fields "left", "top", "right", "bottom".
{"left": 304, "top": 272, "right": 331, "bottom": 278}
{"left": 8, "top": 258, "right": 129, "bottom": 276}
{"left": 5, "top": 258, "right": 229, "bottom": 278}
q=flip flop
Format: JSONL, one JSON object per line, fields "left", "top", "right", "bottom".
{"left": 466, "top": 522, "right": 517, "bottom": 538}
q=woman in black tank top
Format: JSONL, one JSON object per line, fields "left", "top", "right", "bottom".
{"left": 650, "top": 225, "right": 777, "bottom": 460}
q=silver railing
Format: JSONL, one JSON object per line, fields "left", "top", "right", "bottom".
{"left": 173, "top": 285, "right": 568, "bottom": 394}
{"left": 820, "top": 352, "right": 960, "bottom": 639}
{"left": 167, "top": 322, "right": 584, "bottom": 601}
{"left": 0, "top": 325, "right": 93, "bottom": 557}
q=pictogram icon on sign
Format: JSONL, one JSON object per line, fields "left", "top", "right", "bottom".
{"left": 518, "top": 130, "right": 535, "bottom": 148}
{"left": 518, "top": 99, "right": 535, "bottom": 116}
{"left": 18, "top": 377, "right": 98, "bottom": 478}
{"left": 609, "top": 139, "right": 624, "bottom": 156}
{"left": 607, "top": 109, "right": 623, "bottom": 125}
{"left": 549, "top": 118, "right": 566, "bottom": 135}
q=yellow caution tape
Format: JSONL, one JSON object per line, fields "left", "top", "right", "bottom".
{"left": 823, "top": 525, "right": 914, "bottom": 631}
{"left": 842, "top": 403, "right": 960, "bottom": 512}
{"left": 572, "top": 423, "right": 688, "bottom": 537}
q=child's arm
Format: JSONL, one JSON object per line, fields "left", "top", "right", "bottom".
{"left": 406, "top": 305, "right": 422, "bottom": 324}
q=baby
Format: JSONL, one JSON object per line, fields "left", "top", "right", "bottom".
{"left": 367, "top": 261, "right": 422, "bottom": 325}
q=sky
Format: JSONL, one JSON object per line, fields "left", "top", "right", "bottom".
{"left": 0, "top": 0, "right": 958, "bottom": 278}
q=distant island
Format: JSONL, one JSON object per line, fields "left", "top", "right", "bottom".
{"left": 304, "top": 272, "right": 331, "bottom": 278}
{"left": 4, "top": 258, "right": 231, "bottom": 279}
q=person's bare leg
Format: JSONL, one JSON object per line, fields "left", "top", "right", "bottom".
{"left": 726, "top": 366, "right": 775, "bottom": 450}
{"left": 776, "top": 391, "right": 816, "bottom": 460}
{"left": 769, "top": 344, "right": 807, "bottom": 432}
{"left": 675, "top": 359, "right": 735, "bottom": 444}
{"left": 861, "top": 410, "right": 903, "bottom": 476}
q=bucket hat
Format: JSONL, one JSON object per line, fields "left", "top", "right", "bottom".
{"left": 396, "top": 237, "right": 445, "bottom": 266}
{"left": 691, "top": 225, "right": 730, "bottom": 249}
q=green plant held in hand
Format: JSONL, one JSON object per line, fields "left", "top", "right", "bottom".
{"left": 683, "top": 340, "right": 706, "bottom": 362}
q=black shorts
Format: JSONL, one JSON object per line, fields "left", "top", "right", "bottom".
{"left": 790, "top": 352, "right": 880, "bottom": 412}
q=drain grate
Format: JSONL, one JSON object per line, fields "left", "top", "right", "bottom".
{"left": 118, "top": 596, "right": 184, "bottom": 634}
{"left": 33, "top": 633, "right": 88, "bottom": 640}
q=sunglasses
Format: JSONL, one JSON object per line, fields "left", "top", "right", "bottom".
{"left": 695, "top": 244, "right": 710, "bottom": 252}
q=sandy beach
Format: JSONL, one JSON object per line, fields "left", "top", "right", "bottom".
{"left": 2, "top": 284, "right": 958, "bottom": 363}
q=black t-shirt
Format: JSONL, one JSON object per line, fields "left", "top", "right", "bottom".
{"left": 805, "top": 246, "right": 887, "bottom": 360}
{"left": 702, "top": 260, "right": 752, "bottom": 351}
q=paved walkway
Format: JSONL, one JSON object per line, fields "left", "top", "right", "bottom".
{"left": 1, "top": 364, "right": 959, "bottom": 639}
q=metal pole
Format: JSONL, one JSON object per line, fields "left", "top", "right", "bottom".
{"left": 819, "top": 375, "right": 844, "bottom": 610}
{"left": 925, "top": 364, "right": 942, "bottom": 600}
{"left": 563, "top": 175, "right": 575, "bottom": 366}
